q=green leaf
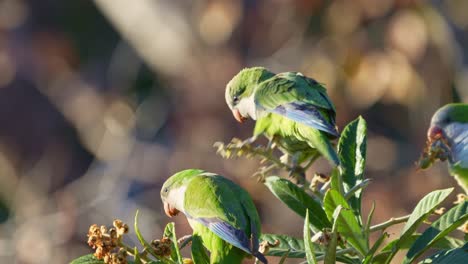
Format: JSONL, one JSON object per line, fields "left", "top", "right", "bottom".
{"left": 163, "top": 223, "right": 183, "bottom": 264}
{"left": 191, "top": 235, "right": 209, "bottom": 264}
{"left": 134, "top": 210, "right": 170, "bottom": 263}
{"left": 383, "top": 188, "right": 454, "bottom": 264}
{"left": 70, "top": 254, "right": 104, "bottom": 264}
{"left": 337, "top": 116, "right": 367, "bottom": 218}
{"left": 264, "top": 176, "right": 331, "bottom": 230}
{"left": 304, "top": 210, "right": 318, "bottom": 264}
{"left": 374, "top": 234, "right": 464, "bottom": 264}
{"left": 336, "top": 255, "right": 362, "bottom": 264}
{"left": 260, "top": 234, "right": 306, "bottom": 258}
{"left": 419, "top": 243, "right": 468, "bottom": 264}
{"left": 329, "top": 167, "right": 340, "bottom": 192}
{"left": 323, "top": 189, "right": 368, "bottom": 255}
{"left": 404, "top": 201, "right": 468, "bottom": 263}
{"left": 381, "top": 234, "right": 464, "bottom": 252}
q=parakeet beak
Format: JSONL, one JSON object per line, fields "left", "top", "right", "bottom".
{"left": 232, "top": 109, "right": 247, "bottom": 123}
{"left": 163, "top": 202, "right": 180, "bottom": 217}
{"left": 418, "top": 125, "right": 452, "bottom": 170}
{"left": 427, "top": 126, "right": 444, "bottom": 141}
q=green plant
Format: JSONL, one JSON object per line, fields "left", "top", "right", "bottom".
{"left": 71, "top": 116, "right": 468, "bottom": 264}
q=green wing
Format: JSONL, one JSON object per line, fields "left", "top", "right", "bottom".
{"left": 255, "top": 72, "right": 338, "bottom": 137}
{"left": 255, "top": 72, "right": 335, "bottom": 112}
{"left": 184, "top": 174, "right": 263, "bottom": 257}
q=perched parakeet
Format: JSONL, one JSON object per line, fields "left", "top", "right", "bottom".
{"left": 225, "top": 67, "right": 340, "bottom": 166}
{"left": 419, "top": 103, "right": 468, "bottom": 193}
{"left": 160, "top": 169, "right": 267, "bottom": 264}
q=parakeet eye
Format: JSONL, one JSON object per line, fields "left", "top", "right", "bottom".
{"left": 163, "top": 187, "right": 168, "bottom": 193}
{"left": 233, "top": 96, "right": 239, "bottom": 104}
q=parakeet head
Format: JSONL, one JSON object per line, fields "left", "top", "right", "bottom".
{"left": 419, "top": 103, "right": 468, "bottom": 169}
{"left": 161, "top": 169, "right": 204, "bottom": 217}
{"left": 225, "top": 67, "right": 274, "bottom": 122}
{"left": 429, "top": 104, "right": 468, "bottom": 134}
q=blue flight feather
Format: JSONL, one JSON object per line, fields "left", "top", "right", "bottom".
{"left": 196, "top": 217, "right": 252, "bottom": 254}
{"left": 271, "top": 102, "right": 339, "bottom": 137}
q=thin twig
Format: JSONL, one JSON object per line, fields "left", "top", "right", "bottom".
{"left": 320, "top": 180, "right": 331, "bottom": 195}
{"left": 178, "top": 235, "right": 193, "bottom": 249}
{"left": 118, "top": 242, "right": 137, "bottom": 257}
{"left": 369, "top": 215, "right": 411, "bottom": 232}
{"left": 344, "top": 179, "right": 371, "bottom": 200}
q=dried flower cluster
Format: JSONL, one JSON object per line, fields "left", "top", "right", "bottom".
{"left": 214, "top": 138, "right": 309, "bottom": 182}
{"left": 87, "top": 220, "right": 129, "bottom": 264}
{"left": 151, "top": 237, "right": 172, "bottom": 256}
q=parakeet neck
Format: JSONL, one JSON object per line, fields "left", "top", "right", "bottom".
{"left": 444, "top": 123, "right": 468, "bottom": 168}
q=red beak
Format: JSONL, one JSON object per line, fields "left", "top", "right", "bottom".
{"left": 163, "top": 202, "right": 180, "bottom": 217}
{"left": 232, "top": 109, "right": 247, "bottom": 123}
{"left": 427, "top": 126, "right": 444, "bottom": 141}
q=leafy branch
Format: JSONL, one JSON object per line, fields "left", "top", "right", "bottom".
{"left": 73, "top": 115, "right": 468, "bottom": 264}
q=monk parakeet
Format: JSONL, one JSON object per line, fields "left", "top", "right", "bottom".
{"left": 419, "top": 103, "right": 468, "bottom": 193}
{"left": 225, "top": 67, "right": 340, "bottom": 166}
{"left": 160, "top": 169, "right": 267, "bottom": 264}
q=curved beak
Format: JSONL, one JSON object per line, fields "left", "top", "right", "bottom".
{"left": 418, "top": 125, "right": 452, "bottom": 170}
{"left": 232, "top": 109, "right": 247, "bottom": 123}
{"left": 427, "top": 125, "right": 444, "bottom": 141}
{"left": 163, "top": 202, "right": 180, "bottom": 217}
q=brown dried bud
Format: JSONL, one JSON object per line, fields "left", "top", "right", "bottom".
{"left": 95, "top": 246, "right": 105, "bottom": 259}
{"left": 461, "top": 222, "right": 468, "bottom": 234}
{"left": 113, "top": 220, "right": 123, "bottom": 229}
{"left": 310, "top": 173, "right": 330, "bottom": 191}
{"left": 152, "top": 237, "right": 172, "bottom": 256}
{"left": 113, "top": 219, "right": 129, "bottom": 235}
{"left": 109, "top": 228, "right": 118, "bottom": 239}
{"left": 315, "top": 173, "right": 330, "bottom": 182}
{"left": 259, "top": 239, "right": 280, "bottom": 255}
{"left": 311, "top": 231, "right": 331, "bottom": 245}
{"left": 434, "top": 207, "right": 446, "bottom": 215}
{"left": 454, "top": 194, "right": 467, "bottom": 205}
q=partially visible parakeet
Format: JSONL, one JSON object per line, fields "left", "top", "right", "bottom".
{"left": 160, "top": 169, "right": 267, "bottom": 264}
{"left": 225, "top": 67, "right": 340, "bottom": 166}
{"left": 419, "top": 103, "right": 468, "bottom": 193}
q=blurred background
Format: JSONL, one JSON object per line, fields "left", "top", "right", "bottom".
{"left": 0, "top": 0, "right": 467, "bottom": 263}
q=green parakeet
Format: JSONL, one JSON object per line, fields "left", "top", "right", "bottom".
{"left": 160, "top": 169, "right": 267, "bottom": 264}
{"left": 225, "top": 67, "right": 340, "bottom": 166}
{"left": 419, "top": 103, "right": 468, "bottom": 193}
